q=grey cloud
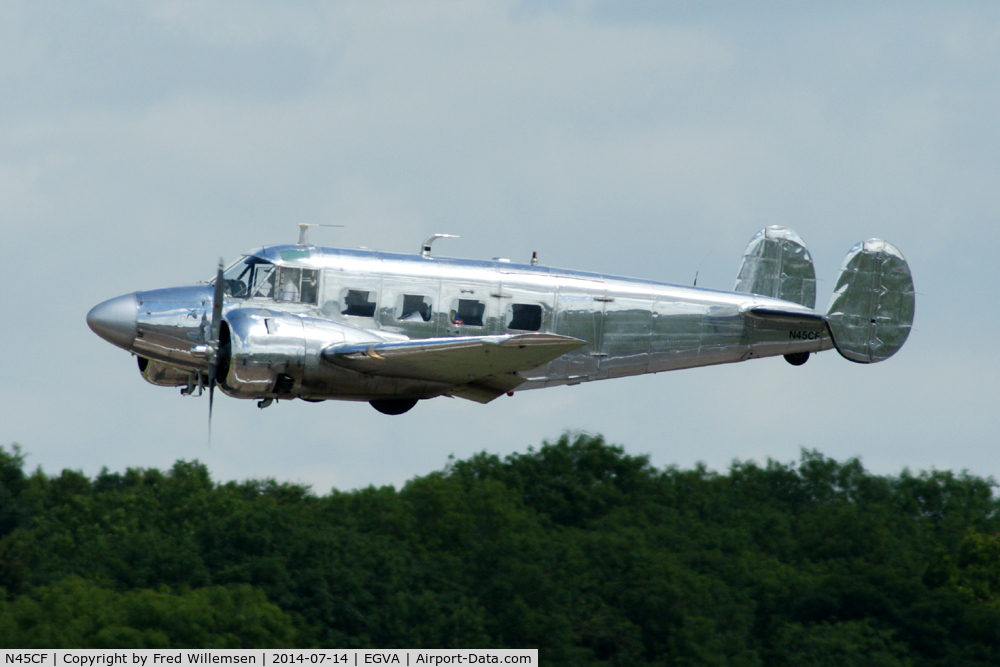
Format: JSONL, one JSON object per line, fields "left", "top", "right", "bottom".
{"left": 1, "top": 2, "right": 997, "bottom": 490}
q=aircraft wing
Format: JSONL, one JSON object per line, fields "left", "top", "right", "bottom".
{"left": 321, "top": 333, "right": 585, "bottom": 403}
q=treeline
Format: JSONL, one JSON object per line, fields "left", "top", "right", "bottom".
{"left": 1, "top": 434, "right": 999, "bottom": 664}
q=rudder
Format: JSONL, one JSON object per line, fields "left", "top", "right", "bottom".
{"left": 825, "top": 239, "right": 915, "bottom": 363}
{"left": 734, "top": 226, "right": 817, "bottom": 308}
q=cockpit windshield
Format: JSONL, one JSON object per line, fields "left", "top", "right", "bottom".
{"left": 220, "top": 256, "right": 276, "bottom": 299}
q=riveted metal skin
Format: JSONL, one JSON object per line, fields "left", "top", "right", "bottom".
{"left": 734, "top": 226, "right": 817, "bottom": 309}
{"left": 131, "top": 286, "right": 216, "bottom": 370}
{"left": 88, "top": 228, "right": 913, "bottom": 408}
{"left": 826, "top": 239, "right": 915, "bottom": 363}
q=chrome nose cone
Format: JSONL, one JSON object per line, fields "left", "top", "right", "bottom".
{"left": 87, "top": 293, "right": 138, "bottom": 351}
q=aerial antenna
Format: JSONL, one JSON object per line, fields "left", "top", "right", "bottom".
{"left": 421, "top": 233, "right": 459, "bottom": 258}
{"left": 693, "top": 250, "right": 713, "bottom": 287}
{"left": 298, "top": 223, "right": 344, "bottom": 246}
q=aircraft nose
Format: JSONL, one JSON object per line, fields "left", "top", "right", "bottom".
{"left": 87, "top": 293, "right": 138, "bottom": 351}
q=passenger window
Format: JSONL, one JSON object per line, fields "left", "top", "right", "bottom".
{"left": 507, "top": 303, "right": 542, "bottom": 331}
{"left": 277, "top": 268, "right": 319, "bottom": 304}
{"left": 450, "top": 299, "right": 486, "bottom": 327}
{"left": 342, "top": 289, "right": 377, "bottom": 317}
{"left": 397, "top": 294, "right": 432, "bottom": 322}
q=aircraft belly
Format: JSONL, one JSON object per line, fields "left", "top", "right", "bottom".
{"left": 300, "top": 373, "right": 451, "bottom": 402}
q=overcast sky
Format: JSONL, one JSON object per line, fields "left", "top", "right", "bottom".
{"left": 2, "top": 1, "right": 998, "bottom": 492}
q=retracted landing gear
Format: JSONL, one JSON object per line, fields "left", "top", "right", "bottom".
{"left": 370, "top": 398, "right": 418, "bottom": 415}
{"left": 180, "top": 372, "right": 205, "bottom": 396}
{"left": 257, "top": 398, "right": 274, "bottom": 409}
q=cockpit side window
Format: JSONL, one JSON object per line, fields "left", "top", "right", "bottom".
{"left": 301, "top": 270, "right": 318, "bottom": 303}
{"left": 222, "top": 257, "right": 276, "bottom": 299}
{"left": 252, "top": 267, "right": 276, "bottom": 298}
{"left": 277, "top": 267, "right": 320, "bottom": 304}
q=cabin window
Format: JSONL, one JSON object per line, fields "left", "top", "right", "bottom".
{"left": 251, "top": 266, "right": 276, "bottom": 298}
{"left": 396, "top": 294, "right": 433, "bottom": 322}
{"left": 507, "top": 303, "right": 542, "bottom": 331}
{"left": 221, "top": 256, "right": 276, "bottom": 299}
{"left": 450, "top": 299, "right": 486, "bottom": 327}
{"left": 342, "top": 289, "right": 377, "bottom": 317}
{"left": 276, "top": 267, "right": 319, "bottom": 304}
{"left": 300, "top": 270, "right": 319, "bottom": 304}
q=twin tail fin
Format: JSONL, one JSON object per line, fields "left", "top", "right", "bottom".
{"left": 734, "top": 226, "right": 817, "bottom": 308}
{"left": 735, "top": 227, "right": 915, "bottom": 364}
{"left": 824, "top": 239, "right": 915, "bottom": 363}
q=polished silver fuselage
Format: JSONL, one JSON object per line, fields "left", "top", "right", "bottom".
{"left": 129, "top": 244, "right": 832, "bottom": 401}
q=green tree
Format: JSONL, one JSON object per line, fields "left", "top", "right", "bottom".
{"left": 0, "top": 576, "right": 296, "bottom": 648}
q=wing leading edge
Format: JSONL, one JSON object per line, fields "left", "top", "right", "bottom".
{"left": 321, "top": 333, "right": 586, "bottom": 403}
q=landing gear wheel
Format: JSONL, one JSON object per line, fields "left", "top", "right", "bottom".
{"left": 784, "top": 352, "right": 810, "bottom": 366}
{"left": 370, "top": 398, "right": 418, "bottom": 415}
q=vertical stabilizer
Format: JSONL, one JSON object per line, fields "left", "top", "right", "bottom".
{"left": 825, "top": 239, "right": 915, "bottom": 363}
{"left": 734, "top": 226, "right": 817, "bottom": 308}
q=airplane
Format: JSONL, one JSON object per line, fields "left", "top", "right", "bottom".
{"left": 86, "top": 225, "right": 914, "bottom": 418}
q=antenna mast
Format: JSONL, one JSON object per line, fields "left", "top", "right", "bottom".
{"left": 298, "top": 223, "right": 344, "bottom": 246}
{"left": 420, "top": 234, "right": 459, "bottom": 258}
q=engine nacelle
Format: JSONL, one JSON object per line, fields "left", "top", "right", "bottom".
{"left": 219, "top": 310, "right": 305, "bottom": 400}
{"left": 138, "top": 356, "right": 203, "bottom": 387}
{"left": 220, "top": 308, "right": 399, "bottom": 400}
{"left": 218, "top": 308, "right": 441, "bottom": 402}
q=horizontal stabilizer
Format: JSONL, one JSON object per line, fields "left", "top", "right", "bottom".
{"left": 322, "top": 333, "right": 585, "bottom": 403}
{"left": 745, "top": 305, "right": 825, "bottom": 322}
{"left": 825, "top": 239, "right": 915, "bottom": 363}
{"left": 742, "top": 303, "right": 833, "bottom": 358}
{"left": 734, "top": 226, "right": 817, "bottom": 308}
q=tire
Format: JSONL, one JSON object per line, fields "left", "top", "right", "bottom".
{"left": 370, "top": 398, "right": 419, "bottom": 415}
{"left": 784, "top": 352, "right": 810, "bottom": 366}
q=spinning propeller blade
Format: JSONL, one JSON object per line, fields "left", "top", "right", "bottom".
{"left": 207, "top": 259, "right": 225, "bottom": 441}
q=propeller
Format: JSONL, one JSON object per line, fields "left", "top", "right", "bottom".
{"left": 206, "top": 258, "right": 226, "bottom": 442}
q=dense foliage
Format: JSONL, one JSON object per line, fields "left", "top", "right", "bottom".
{"left": 1, "top": 434, "right": 999, "bottom": 663}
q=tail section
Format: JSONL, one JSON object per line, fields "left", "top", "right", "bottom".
{"left": 825, "top": 239, "right": 915, "bottom": 363}
{"left": 734, "top": 226, "right": 817, "bottom": 308}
